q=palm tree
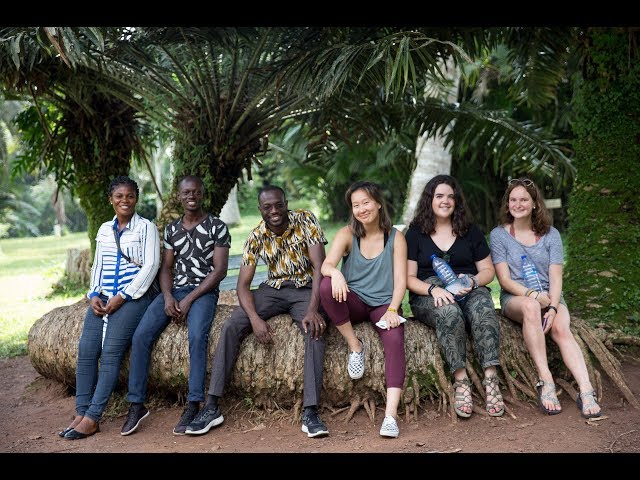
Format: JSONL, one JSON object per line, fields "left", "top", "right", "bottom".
{"left": 0, "top": 27, "right": 146, "bottom": 253}
{"left": 101, "top": 27, "right": 316, "bottom": 223}
{"left": 277, "top": 28, "right": 574, "bottom": 224}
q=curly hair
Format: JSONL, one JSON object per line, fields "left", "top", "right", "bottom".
{"left": 108, "top": 176, "right": 139, "bottom": 198}
{"left": 409, "top": 174, "right": 471, "bottom": 236}
{"left": 499, "top": 178, "right": 551, "bottom": 236}
{"left": 345, "top": 180, "right": 392, "bottom": 238}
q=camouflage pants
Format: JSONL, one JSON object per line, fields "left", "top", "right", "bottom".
{"left": 410, "top": 276, "right": 500, "bottom": 375}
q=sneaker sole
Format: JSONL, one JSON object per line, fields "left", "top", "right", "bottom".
{"left": 380, "top": 430, "right": 399, "bottom": 438}
{"left": 184, "top": 415, "right": 224, "bottom": 435}
{"left": 120, "top": 410, "right": 150, "bottom": 436}
{"left": 301, "top": 425, "right": 329, "bottom": 438}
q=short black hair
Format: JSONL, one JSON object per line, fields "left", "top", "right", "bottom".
{"left": 178, "top": 175, "right": 204, "bottom": 190}
{"left": 108, "top": 176, "right": 139, "bottom": 198}
{"left": 258, "top": 185, "right": 286, "bottom": 202}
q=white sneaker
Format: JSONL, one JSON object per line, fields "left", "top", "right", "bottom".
{"left": 379, "top": 415, "right": 399, "bottom": 438}
{"left": 347, "top": 340, "right": 365, "bottom": 379}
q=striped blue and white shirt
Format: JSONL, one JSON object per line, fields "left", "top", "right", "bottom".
{"left": 87, "top": 213, "right": 161, "bottom": 301}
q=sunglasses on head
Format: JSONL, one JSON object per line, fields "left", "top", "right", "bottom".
{"left": 508, "top": 178, "right": 534, "bottom": 187}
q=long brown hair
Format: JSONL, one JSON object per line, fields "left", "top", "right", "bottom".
{"left": 409, "top": 174, "right": 471, "bottom": 236}
{"left": 499, "top": 178, "right": 552, "bottom": 236}
{"left": 345, "top": 180, "right": 392, "bottom": 238}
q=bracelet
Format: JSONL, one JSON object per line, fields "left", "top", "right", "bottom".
{"left": 428, "top": 284, "right": 437, "bottom": 296}
{"left": 387, "top": 307, "right": 398, "bottom": 313}
{"left": 547, "top": 305, "right": 558, "bottom": 314}
{"left": 535, "top": 291, "right": 540, "bottom": 299}
{"left": 470, "top": 275, "right": 478, "bottom": 289}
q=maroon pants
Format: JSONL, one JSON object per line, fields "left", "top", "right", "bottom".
{"left": 319, "top": 276, "right": 405, "bottom": 388}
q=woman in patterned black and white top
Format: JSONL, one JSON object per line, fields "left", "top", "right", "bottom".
{"left": 59, "top": 176, "right": 160, "bottom": 440}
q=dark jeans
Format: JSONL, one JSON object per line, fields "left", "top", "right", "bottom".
{"left": 127, "top": 285, "right": 219, "bottom": 403}
{"left": 319, "top": 276, "right": 405, "bottom": 389}
{"left": 207, "top": 282, "right": 325, "bottom": 408}
{"left": 410, "top": 276, "right": 500, "bottom": 375}
{"left": 75, "top": 292, "right": 152, "bottom": 422}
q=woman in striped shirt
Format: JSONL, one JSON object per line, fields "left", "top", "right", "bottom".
{"left": 60, "top": 176, "right": 161, "bottom": 440}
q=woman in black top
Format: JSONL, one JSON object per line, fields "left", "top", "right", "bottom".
{"left": 406, "top": 175, "right": 503, "bottom": 418}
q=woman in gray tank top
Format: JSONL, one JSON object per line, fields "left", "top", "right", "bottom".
{"left": 319, "top": 181, "right": 407, "bottom": 438}
{"left": 490, "top": 178, "right": 602, "bottom": 419}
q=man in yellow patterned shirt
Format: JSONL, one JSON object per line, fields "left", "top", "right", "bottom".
{"left": 185, "top": 185, "right": 330, "bottom": 438}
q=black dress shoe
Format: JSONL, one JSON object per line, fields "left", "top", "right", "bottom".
{"left": 64, "top": 425, "right": 99, "bottom": 440}
{"left": 58, "top": 427, "right": 74, "bottom": 438}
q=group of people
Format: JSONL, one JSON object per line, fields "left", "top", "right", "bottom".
{"left": 58, "top": 173, "right": 602, "bottom": 442}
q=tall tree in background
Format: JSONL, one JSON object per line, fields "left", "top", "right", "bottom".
{"left": 109, "top": 27, "right": 314, "bottom": 225}
{"left": 0, "top": 28, "right": 145, "bottom": 253}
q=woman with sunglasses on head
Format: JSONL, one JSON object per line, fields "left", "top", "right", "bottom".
{"left": 406, "top": 175, "right": 504, "bottom": 418}
{"left": 489, "top": 178, "right": 601, "bottom": 418}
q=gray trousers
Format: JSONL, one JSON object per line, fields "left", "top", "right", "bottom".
{"left": 410, "top": 276, "right": 500, "bottom": 375}
{"left": 207, "top": 282, "right": 325, "bottom": 408}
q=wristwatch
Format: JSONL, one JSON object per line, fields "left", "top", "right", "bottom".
{"left": 118, "top": 291, "right": 127, "bottom": 300}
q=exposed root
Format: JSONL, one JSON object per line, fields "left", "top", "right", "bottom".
{"left": 411, "top": 375, "right": 421, "bottom": 410}
{"left": 292, "top": 399, "right": 302, "bottom": 424}
{"left": 471, "top": 403, "right": 489, "bottom": 417}
{"left": 502, "top": 392, "right": 527, "bottom": 409}
{"left": 503, "top": 403, "right": 517, "bottom": 419}
{"left": 362, "top": 396, "right": 374, "bottom": 422}
{"left": 432, "top": 347, "right": 455, "bottom": 422}
{"left": 329, "top": 406, "right": 350, "bottom": 417}
{"left": 610, "top": 335, "right": 640, "bottom": 347}
{"left": 554, "top": 378, "right": 577, "bottom": 402}
{"left": 573, "top": 318, "right": 639, "bottom": 408}
{"left": 344, "top": 397, "right": 361, "bottom": 423}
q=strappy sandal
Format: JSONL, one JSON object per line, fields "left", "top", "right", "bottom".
{"left": 576, "top": 390, "right": 603, "bottom": 419}
{"left": 452, "top": 377, "right": 472, "bottom": 418}
{"left": 535, "top": 380, "right": 562, "bottom": 415}
{"left": 482, "top": 375, "right": 505, "bottom": 417}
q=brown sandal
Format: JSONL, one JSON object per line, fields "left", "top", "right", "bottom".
{"left": 452, "top": 377, "right": 472, "bottom": 418}
{"left": 482, "top": 375, "right": 505, "bottom": 417}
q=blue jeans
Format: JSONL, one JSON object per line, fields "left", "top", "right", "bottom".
{"left": 127, "top": 285, "right": 219, "bottom": 403}
{"left": 75, "top": 292, "right": 152, "bottom": 422}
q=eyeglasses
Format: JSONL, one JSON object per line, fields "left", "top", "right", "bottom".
{"left": 508, "top": 178, "right": 534, "bottom": 187}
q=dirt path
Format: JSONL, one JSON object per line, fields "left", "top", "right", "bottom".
{"left": 1, "top": 354, "right": 639, "bottom": 457}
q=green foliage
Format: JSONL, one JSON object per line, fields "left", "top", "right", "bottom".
{"left": 566, "top": 28, "right": 640, "bottom": 334}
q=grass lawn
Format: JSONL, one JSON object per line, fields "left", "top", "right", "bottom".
{"left": 0, "top": 232, "right": 91, "bottom": 357}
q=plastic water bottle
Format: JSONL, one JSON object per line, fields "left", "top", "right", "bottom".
{"left": 521, "top": 255, "right": 542, "bottom": 291}
{"left": 431, "top": 254, "right": 471, "bottom": 300}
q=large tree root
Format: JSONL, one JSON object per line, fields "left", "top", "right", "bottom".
{"left": 28, "top": 299, "right": 640, "bottom": 423}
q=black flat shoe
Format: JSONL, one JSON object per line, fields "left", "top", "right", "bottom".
{"left": 58, "top": 427, "right": 74, "bottom": 438}
{"left": 64, "top": 425, "right": 99, "bottom": 440}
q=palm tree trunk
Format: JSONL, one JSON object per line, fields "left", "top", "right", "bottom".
{"left": 402, "top": 58, "right": 460, "bottom": 225}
